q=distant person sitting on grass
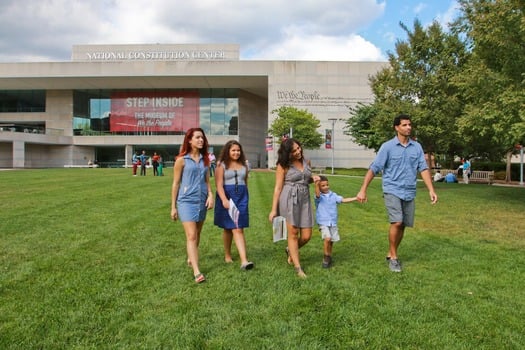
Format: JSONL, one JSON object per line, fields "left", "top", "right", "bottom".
{"left": 444, "top": 172, "right": 458, "bottom": 183}
{"left": 314, "top": 175, "right": 358, "bottom": 268}
{"left": 433, "top": 170, "right": 444, "bottom": 182}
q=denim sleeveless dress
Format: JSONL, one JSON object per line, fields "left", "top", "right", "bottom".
{"left": 177, "top": 154, "right": 209, "bottom": 222}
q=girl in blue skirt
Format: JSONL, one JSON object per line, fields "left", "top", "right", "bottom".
{"left": 214, "top": 140, "right": 254, "bottom": 270}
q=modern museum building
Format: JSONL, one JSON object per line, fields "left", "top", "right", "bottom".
{"left": 0, "top": 44, "right": 386, "bottom": 169}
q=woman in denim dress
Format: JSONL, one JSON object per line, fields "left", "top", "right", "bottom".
{"left": 171, "top": 128, "right": 214, "bottom": 284}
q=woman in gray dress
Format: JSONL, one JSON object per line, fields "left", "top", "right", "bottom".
{"left": 269, "top": 138, "right": 319, "bottom": 278}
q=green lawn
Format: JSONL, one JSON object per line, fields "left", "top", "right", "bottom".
{"left": 1, "top": 168, "right": 524, "bottom": 349}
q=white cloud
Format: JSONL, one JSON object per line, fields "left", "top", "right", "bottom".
{"left": 413, "top": 3, "right": 428, "bottom": 16}
{"left": 252, "top": 26, "right": 385, "bottom": 61}
{"left": 0, "top": 0, "right": 387, "bottom": 62}
{"left": 435, "top": 1, "right": 461, "bottom": 28}
{"left": 382, "top": 31, "right": 397, "bottom": 46}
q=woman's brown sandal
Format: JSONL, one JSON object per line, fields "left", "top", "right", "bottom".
{"left": 194, "top": 273, "right": 206, "bottom": 284}
{"left": 285, "top": 247, "right": 293, "bottom": 265}
{"left": 294, "top": 266, "right": 307, "bottom": 279}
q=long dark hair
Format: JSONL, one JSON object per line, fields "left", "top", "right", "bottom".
{"left": 218, "top": 140, "right": 247, "bottom": 169}
{"left": 276, "top": 138, "right": 303, "bottom": 169}
{"left": 177, "top": 128, "right": 210, "bottom": 166}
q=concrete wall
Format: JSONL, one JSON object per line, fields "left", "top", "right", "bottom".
{"left": 46, "top": 90, "right": 74, "bottom": 137}
{"left": 0, "top": 142, "right": 13, "bottom": 167}
{"left": 239, "top": 89, "right": 268, "bottom": 168}
{"left": 267, "top": 61, "right": 384, "bottom": 169}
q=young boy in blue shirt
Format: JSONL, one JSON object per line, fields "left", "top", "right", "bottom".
{"left": 314, "top": 176, "right": 357, "bottom": 268}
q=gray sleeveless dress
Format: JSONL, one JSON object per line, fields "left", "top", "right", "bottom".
{"left": 278, "top": 159, "right": 313, "bottom": 228}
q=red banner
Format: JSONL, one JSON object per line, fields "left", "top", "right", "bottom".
{"left": 325, "top": 129, "right": 332, "bottom": 149}
{"left": 110, "top": 91, "right": 199, "bottom": 132}
{"left": 265, "top": 136, "right": 273, "bottom": 151}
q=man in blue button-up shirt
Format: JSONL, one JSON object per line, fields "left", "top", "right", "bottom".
{"left": 356, "top": 114, "right": 438, "bottom": 272}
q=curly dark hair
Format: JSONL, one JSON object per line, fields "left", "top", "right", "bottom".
{"left": 218, "top": 140, "right": 246, "bottom": 168}
{"left": 276, "top": 138, "right": 304, "bottom": 169}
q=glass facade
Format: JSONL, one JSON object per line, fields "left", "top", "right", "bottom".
{"left": 199, "top": 89, "right": 238, "bottom": 135}
{"left": 0, "top": 90, "right": 45, "bottom": 112}
{"left": 73, "top": 89, "right": 238, "bottom": 136}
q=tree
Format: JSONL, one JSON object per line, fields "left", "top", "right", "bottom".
{"left": 346, "top": 103, "right": 386, "bottom": 152}
{"left": 268, "top": 106, "right": 324, "bottom": 149}
{"left": 452, "top": 0, "right": 525, "bottom": 180}
{"left": 347, "top": 20, "right": 468, "bottom": 167}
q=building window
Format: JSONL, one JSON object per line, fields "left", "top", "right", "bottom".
{"left": 0, "top": 90, "right": 46, "bottom": 112}
{"left": 199, "top": 88, "right": 238, "bottom": 136}
{"left": 72, "top": 89, "right": 238, "bottom": 136}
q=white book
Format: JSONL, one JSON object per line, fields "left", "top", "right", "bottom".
{"left": 272, "top": 216, "right": 287, "bottom": 243}
{"left": 228, "top": 198, "right": 240, "bottom": 228}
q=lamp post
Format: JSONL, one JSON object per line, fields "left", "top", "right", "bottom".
{"left": 328, "top": 118, "right": 336, "bottom": 174}
{"left": 519, "top": 144, "right": 524, "bottom": 186}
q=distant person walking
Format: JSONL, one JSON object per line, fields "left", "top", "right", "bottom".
{"left": 463, "top": 158, "right": 471, "bottom": 184}
{"left": 158, "top": 154, "right": 164, "bottom": 176}
{"left": 209, "top": 153, "right": 216, "bottom": 177}
{"left": 139, "top": 150, "right": 148, "bottom": 176}
{"left": 171, "top": 128, "right": 214, "bottom": 284}
{"left": 132, "top": 151, "right": 139, "bottom": 176}
{"left": 356, "top": 114, "right": 438, "bottom": 272}
{"left": 152, "top": 152, "right": 160, "bottom": 176}
{"left": 214, "top": 140, "right": 254, "bottom": 270}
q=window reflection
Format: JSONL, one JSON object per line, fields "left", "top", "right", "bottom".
{"left": 72, "top": 89, "right": 238, "bottom": 136}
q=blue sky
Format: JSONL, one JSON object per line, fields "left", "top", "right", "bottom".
{"left": 0, "top": 0, "right": 459, "bottom": 62}
{"left": 359, "top": 0, "right": 459, "bottom": 57}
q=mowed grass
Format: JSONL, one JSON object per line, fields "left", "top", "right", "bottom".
{"left": 0, "top": 168, "right": 524, "bottom": 349}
